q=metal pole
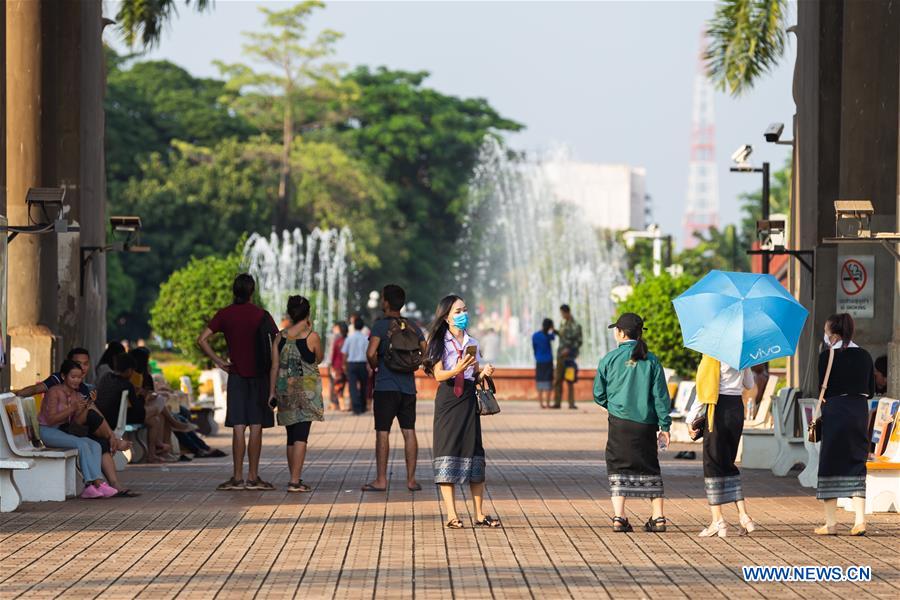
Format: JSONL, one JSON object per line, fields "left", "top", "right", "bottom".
{"left": 762, "top": 161, "right": 770, "bottom": 274}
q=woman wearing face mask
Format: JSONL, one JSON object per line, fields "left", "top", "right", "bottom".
{"left": 815, "top": 313, "right": 874, "bottom": 536}
{"left": 594, "top": 313, "right": 671, "bottom": 533}
{"left": 423, "top": 295, "right": 500, "bottom": 529}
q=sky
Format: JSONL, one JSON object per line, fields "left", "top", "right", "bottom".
{"left": 105, "top": 0, "right": 796, "bottom": 246}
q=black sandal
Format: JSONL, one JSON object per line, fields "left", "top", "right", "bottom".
{"left": 612, "top": 516, "right": 633, "bottom": 533}
{"left": 446, "top": 518, "right": 464, "bottom": 529}
{"left": 474, "top": 515, "right": 501, "bottom": 528}
{"left": 643, "top": 516, "right": 667, "bottom": 532}
{"left": 288, "top": 480, "right": 311, "bottom": 493}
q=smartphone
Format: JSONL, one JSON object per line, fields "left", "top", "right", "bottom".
{"left": 464, "top": 345, "right": 477, "bottom": 359}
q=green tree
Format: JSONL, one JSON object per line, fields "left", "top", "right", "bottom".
{"left": 112, "top": 138, "right": 276, "bottom": 339}
{"left": 116, "top": 0, "right": 213, "bottom": 48}
{"left": 705, "top": 0, "right": 789, "bottom": 95}
{"left": 150, "top": 251, "right": 247, "bottom": 367}
{"left": 339, "top": 66, "right": 523, "bottom": 306}
{"left": 617, "top": 272, "right": 701, "bottom": 378}
{"left": 216, "top": 1, "right": 356, "bottom": 228}
{"left": 678, "top": 224, "right": 748, "bottom": 277}
{"left": 105, "top": 50, "right": 254, "bottom": 184}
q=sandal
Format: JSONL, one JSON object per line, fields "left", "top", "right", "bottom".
{"left": 360, "top": 483, "right": 386, "bottom": 492}
{"left": 612, "top": 516, "right": 633, "bottom": 533}
{"left": 114, "top": 489, "right": 141, "bottom": 497}
{"left": 445, "top": 518, "right": 464, "bottom": 529}
{"left": 474, "top": 515, "right": 501, "bottom": 528}
{"left": 643, "top": 516, "right": 667, "bottom": 532}
{"left": 288, "top": 480, "right": 312, "bottom": 493}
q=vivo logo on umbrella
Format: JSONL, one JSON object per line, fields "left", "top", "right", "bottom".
{"left": 750, "top": 345, "right": 782, "bottom": 360}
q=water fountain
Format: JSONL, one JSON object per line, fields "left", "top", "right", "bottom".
{"left": 242, "top": 227, "right": 354, "bottom": 335}
{"left": 456, "top": 140, "right": 627, "bottom": 367}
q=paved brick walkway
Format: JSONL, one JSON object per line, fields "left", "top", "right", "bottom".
{"left": 2, "top": 402, "right": 898, "bottom": 599}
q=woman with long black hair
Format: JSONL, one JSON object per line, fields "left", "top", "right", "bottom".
{"left": 594, "top": 313, "right": 671, "bottom": 533}
{"left": 815, "top": 313, "right": 874, "bottom": 536}
{"left": 424, "top": 294, "right": 500, "bottom": 529}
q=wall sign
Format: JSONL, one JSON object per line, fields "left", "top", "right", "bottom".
{"left": 836, "top": 255, "right": 874, "bottom": 318}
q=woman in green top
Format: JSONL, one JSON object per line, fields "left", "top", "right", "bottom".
{"left": 268, "top": 296, "right": 324, "bottom": 493}
{"left": 594, "top": 313, "right": 672, "bottom": 533}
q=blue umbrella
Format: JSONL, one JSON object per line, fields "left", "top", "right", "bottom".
{"left": 672, "top": 270, "right": 809, "bottom": 369}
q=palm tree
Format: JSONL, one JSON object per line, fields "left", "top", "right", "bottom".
{"left": 705, "top": 0, "right": 789, "bottom": 95}
{"left": 116, "top": 0, "right": 213, "bottom": 47}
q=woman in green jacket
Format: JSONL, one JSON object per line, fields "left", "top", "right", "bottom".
{"left": 594, "top": 313, "right": 672, "bottom": 533}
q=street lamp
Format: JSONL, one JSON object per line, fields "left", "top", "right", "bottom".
{"left": 729, "top": 144, "right": 771, "bottom": 274}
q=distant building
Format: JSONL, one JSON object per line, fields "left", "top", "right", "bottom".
{"left": 542, "top": 161, "right": 647, "bottom": 231}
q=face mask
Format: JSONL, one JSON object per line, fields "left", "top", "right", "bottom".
{"left": 452, "top": 312, "right": 470, "bottom": 330}
{"left": 823, "top": 333, "right": 832, "bottom": 347}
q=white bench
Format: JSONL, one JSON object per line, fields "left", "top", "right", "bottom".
{"left": 113, "top": 391, "right": 130, "bottom": 470}
{"left": 669, "top": 382, "right": 698, "bottom": 443}
{"left": 771, "top": 388, "right": 808, "bottom": 476}
{"left": 0, "top": 393, "right": 80, "bottom": 502}
{"left": 797, "top": 397, "right": 820, "bottom": 487}
{"left": 0, "top": 457, "right": 34, "bottom": 512}
{"left": 736, "top": 383, "right": 781, "bottom": 469}
{"left": 199, "top": 368, "right": 228, "bottom": 426}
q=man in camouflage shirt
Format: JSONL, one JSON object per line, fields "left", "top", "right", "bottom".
{"left": 552, "top": 304, "right": 583, "bottom": 409}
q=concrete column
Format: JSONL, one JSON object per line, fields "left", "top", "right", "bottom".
{"left": 886, "top": 2, "right": 899, "bottom": 400}
{"left": 79, "top": 1, "right": 108, "bottom": 364}
{"left": 834, "top": 1, "right": 899, "bottom": 373}
{"left": 6, "top": 0, "right": 57, "bottom": 387}
{"left": 1, "top": 7, "right": 7, "bottom": 392}
{"left": 44, "top": 1, "right": 82, "bottom": 354}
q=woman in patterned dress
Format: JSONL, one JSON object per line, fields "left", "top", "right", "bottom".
{"left": 268, "top": 296, "right": 324, "bottom": 492}
{"left": 423, "top": 294, "right": 500, "bottom": 529}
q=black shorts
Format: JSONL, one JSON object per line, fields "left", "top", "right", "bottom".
{"left": 226, "top": 373, "right": 274, "bottom": 428}
{"left": 373, "top": 390, "right": 416, "bottom": 432}
{"left": 285, "top": 421, "right": 312, "bottom": 445}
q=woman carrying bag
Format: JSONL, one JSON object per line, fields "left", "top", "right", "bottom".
{"left": 688, "top": 354, "right": 757, "bottom": 538}
{"left": 814, "top": 313, "right": 874, "bottom": 536}
{"left": 268, "top": 296, "right": 324, "bottom": 492}
{"left": 424, "top": 294, "right": 500, "bottom": 530}
{"left": 594, "top": 313, "right": 671, "bottom": 533}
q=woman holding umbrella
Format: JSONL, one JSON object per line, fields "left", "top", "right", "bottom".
{"left": 815, "top": 313, "right": 874, "bottom": 536}
{"left": 594, "top": 313, "right": 671, "bottom": 533}
{"left": 689, "top": 355, "right": 757, "bottom": 537}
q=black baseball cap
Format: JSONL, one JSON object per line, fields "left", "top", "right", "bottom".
{"left": 608, "top": 313, "right": 646, "bottom": 331}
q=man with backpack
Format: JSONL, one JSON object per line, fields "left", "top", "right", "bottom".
{"left": 361, "top": 284, "right": 426, "bottom": 492}
{"left": 197, "top": 273, "right": 278, "bottom": 491}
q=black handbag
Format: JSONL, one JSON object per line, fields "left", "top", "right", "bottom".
{"left": 809, "top": 347, "right": 834, "bottom": 443}
{"left": 476, "top": 376, "right": 501, "bottom": 416}
{"left": 689, "top": 412, "right": 706, "bottom": 441}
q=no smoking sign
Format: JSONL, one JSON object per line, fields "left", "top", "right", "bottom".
{"left": 836, "top": 255, "right": 874, "bottom": 318}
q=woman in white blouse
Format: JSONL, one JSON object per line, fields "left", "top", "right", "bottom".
{"left": 689, "top": 356, "right": 757, "bottom": 538}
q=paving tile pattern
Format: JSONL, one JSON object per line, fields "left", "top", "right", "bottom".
{"left": 2, "top": 402, "right": 898, "bottom": 599}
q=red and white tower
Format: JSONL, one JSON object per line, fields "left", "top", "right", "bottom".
{"left": 682, "top": 35, "right": 719, "bottom": 248}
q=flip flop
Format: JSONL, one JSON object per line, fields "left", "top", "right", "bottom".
{"left": 407, "top": 483, "right": 423, "bottom": 492}
{"left": 360, "top": 483, "right": 386, "bottom": 492}
{"left": 114, "top": 489, "right": 141, "bottom": 498}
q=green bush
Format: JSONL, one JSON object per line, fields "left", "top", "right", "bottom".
{"left": 617, "top": 272, "right": 700, "bottom": 378}
{"left": 161, "top": 363, "right": 202, "bottom": 394}
{"left": 150, "top": 252, "right": 245, "bottom": 367}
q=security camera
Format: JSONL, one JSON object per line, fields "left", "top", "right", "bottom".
{"left": 730, "top": 144, "right": 753, "bottom": 164}
{"left": 764, "top": 123, "right": 785, "bottom": 143}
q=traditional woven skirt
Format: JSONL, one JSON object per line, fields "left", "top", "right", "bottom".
{"left": 817, "top": 394, "right": 868, "bottom": 500}
{"left": 606, "top": 414, "right": 664, "bottom": 498}
{"left": 703, "top": 394, "right": 745, "bottom": 505}
{"left": 433, "top": 380, "right": 485, "bottom": 484}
